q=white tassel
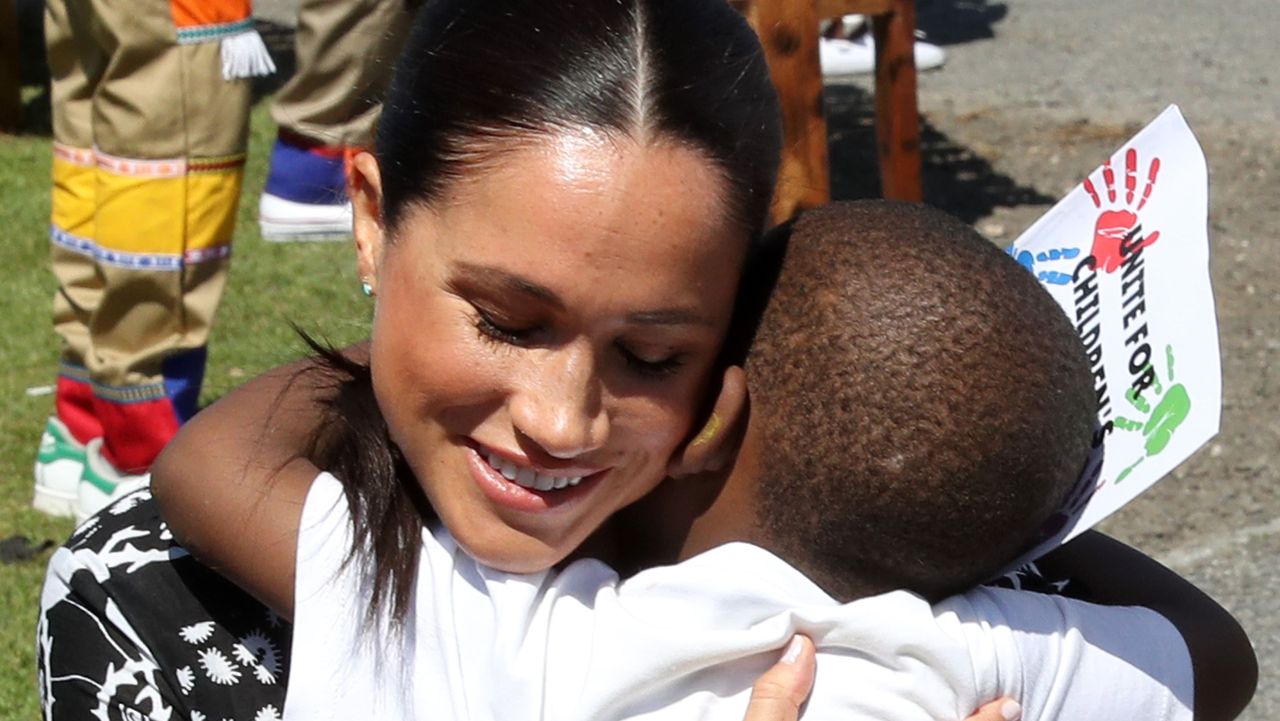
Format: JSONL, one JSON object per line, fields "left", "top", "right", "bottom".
{"left": 220, "top": 29, "right": 277, "bottom": 80}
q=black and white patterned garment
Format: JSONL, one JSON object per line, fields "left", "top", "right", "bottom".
{"left": 37, "top": 488, "right": 291, "bottom": 721}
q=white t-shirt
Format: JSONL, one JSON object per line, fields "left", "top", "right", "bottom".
{"left": 284, "top": 473, "right": 1193, "bottom": 721}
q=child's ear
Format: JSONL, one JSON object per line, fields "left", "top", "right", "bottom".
{"left": 349, "top": 151, "right": 386, "bottom": 293}
{"left": 668, "top": 365, "right": 748, "bottom": 478}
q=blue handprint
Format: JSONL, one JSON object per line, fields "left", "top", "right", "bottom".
{"left": 1006, "top": 246, "right": 1081, "bottom": 286}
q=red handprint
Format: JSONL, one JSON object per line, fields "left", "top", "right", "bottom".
{"left": 1083, "top": 148, "right": 1161, "bottom": 273}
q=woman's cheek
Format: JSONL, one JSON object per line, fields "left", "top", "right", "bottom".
{"left": 621, "top": 392, "right": 698, "bottom": 460}
{"left": 371, "top": 306, "right": 473, "bottom": 421}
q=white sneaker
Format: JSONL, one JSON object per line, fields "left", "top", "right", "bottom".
{"left": 259, "top": 192, "right": 353, "bottom": 242}
{"left": 906, "top": 34, "right": 947, "bottom": 71}
{"left": 819, "top": 33, "right": 946, "bottom": 77}
{"left": 820, "top": 36, "right": 875, "bottom": 75}
{"left": 32, "top": 416, "right": 87, "bottom": 518}
{"left": 77, "top": 438, "right": 150, "bottom": 524}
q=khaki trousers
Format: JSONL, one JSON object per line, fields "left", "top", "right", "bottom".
{"left": 270, "top": 0, "right": 413, "bottom": 147}
{"left": 47, "top": 0, "right": 251, "bottom": 472}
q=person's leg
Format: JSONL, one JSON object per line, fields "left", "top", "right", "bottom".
{"left": 260, "top": 0, "right": 413, "bottom": 241}
{"left": 37, "top": 0, "right": 105, "bottom": 517}
{"left": 271, "top": 0, "right": 411, "bottom": 147}
{"left": 71, "top": 0, "right": 251, "bottom": 518}
{"left": 38, "top": 491, "right": 292, "bottom": 719}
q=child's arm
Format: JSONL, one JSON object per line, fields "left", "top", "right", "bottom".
{"left": 1035, "top": 531, "right": 1257, "bottom": 721}
{"left": 151, "top": 345, "right": 366, "bottom": 618}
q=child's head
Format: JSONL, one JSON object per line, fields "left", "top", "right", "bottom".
{"left": 743, "top": 201, "right": 1096, "bottom": 601}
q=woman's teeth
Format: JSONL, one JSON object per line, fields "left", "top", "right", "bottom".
{"left": 486, "top": 453, "right": 585, "bottom": 492}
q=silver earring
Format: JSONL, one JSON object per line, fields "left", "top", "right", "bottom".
{"left": 360, "top": 280, "right": 373, "bottom": 297}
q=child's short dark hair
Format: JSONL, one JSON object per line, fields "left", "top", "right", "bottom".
{"left": 746, "top": 201, "right": 1096, "bottom": 601}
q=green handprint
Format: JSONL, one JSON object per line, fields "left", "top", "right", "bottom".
{"left": 1113, "top": 345, "right": 1190, "bottom": 482}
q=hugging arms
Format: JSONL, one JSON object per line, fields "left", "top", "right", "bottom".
{"left": 152, "top": 203, "right": 1255, "bottom": 721}
{"left": 148, "top": 335, "right": 1255, "bottom": 721}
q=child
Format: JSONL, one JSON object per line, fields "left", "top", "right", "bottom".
{"left": 281, "top": 202, "right": 1215, "bottom": 721}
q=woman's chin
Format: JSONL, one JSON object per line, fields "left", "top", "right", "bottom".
{"left": 459, "top": 533, "right": 567, "bottom": 575}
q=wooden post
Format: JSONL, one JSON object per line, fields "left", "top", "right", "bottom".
{"left": 870, "top": 0, "right": 923, "bottom": 201}
{"left": 743, "top": 0, "right": 830, "bottom": 226}
{"left": 0, "top": 0, "right": 21, "bottom": 132}
{"left": 738, "top": 0, "right": 923, "bottom": 214}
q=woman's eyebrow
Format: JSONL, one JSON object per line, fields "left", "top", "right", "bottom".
{"left": 453, "top": 262, "right": 564, "bottom": 309}
{"left": 453, "top": 262, "right": 710, "bottom": 326}
{"left": 626, "top": 309, "right": 714, "bottom": 327}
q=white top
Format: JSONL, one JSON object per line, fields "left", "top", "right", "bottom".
{"left": 284, "top": 473, "right": 1194, "bottom": 721}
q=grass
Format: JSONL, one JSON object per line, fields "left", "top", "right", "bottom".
{"left": 0, "top": 101, "right": 369, "bottom": 719}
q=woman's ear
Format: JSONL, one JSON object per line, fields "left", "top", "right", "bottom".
{"left": 350, "top": 151, "right": 386, "bottom": 292}
{"left": 668, "top": 365, "right": 749, "bottom": 478}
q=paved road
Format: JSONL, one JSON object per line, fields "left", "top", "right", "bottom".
{"left": 252, "top": 0, "right": 1278, "bottom": 715}
{"left": 949, "top": 1, "right": 1276, "bottom": 715}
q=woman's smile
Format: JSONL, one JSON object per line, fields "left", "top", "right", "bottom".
{"left": 473, "top": 441, "right": 605, "bottom": 492}
{"left": 466, "top": 441, "right": 610, "bottom": 513}
{"left": 363, "top": 129, "right": 747, "bottom": 572}
{"left": 481, "top": 453, "right": 592, "bottom": 493}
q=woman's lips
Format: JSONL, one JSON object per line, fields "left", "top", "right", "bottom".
{"left": 466, "top": 444, "right": 607, "bottom": 513}
{"left": 482, "top": 451, "right": 589, "bottom": 491}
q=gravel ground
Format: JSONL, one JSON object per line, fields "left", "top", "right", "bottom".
{"left": 841, "top": 1, "right": 1279, "bottom": 717}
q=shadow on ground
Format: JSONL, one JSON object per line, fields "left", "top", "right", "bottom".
{"left": 825, "top": 84, "right": 1053, "bottom": 223}
{"left": 916, "top": 0, "right": 1009, "bottom": 45}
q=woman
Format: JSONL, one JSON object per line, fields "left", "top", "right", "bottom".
{"left": 38, "top": 1, "right": 1253, "bottom": 719}
{"left": 38, "top": 1, "right": 795, "bottom": 717}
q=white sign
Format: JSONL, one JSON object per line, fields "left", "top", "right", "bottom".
{"left": 1008, "top": 105, "right": 1221, "bottom": 558}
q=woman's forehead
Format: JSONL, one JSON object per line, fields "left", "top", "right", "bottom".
{"left": 412, "top": 132, "right": 744, "bottom": 268}
{"left": 434, "top": 129, "right": 730, "bottom": 211}
{"left": 382, "top": 134, "right": 746, "bottom": 323}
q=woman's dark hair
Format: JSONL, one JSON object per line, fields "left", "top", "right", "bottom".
{"left": 311, "top": 0, "right": 782, "bottom": 625}
{"left": 378, "top": 0, "right": 780, "bottom": 232}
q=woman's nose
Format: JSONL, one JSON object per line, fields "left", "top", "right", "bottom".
{"left": 509, "top": 343, "right": 609, "bottom": 459}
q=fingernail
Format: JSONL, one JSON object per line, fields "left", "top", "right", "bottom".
{"left": 1000, "top": 700, "right": 1022, "bottom": 721}
{"left": 781, "top": 636, "right": 805, "bottom": 664}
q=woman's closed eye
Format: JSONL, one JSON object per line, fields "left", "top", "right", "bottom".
{"left": 472, "top": 305, "right": 542, "bottom": 347}
{"left": 616, "top": 342, "right": 685, "bottom": 379}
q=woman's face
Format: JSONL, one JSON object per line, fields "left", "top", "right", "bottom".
{"left": 363, "top": 131, "right": 746, "bottom": 573}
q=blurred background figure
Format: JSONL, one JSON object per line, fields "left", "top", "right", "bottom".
{"left": 0, "top": 0, "right": 19, "bottom": 132}
{"left": 258, "top": 0, "right": 414, "bottom": 241}
{"left": 819, "top": 13, "right": 945, "bottom": 76}
{"left": 34, "top": 0, "right": 271, "bottom": 520}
